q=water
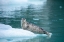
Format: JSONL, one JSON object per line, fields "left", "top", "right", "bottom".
{"left": 0, "top": 0, "right": 64, "bottom": 42}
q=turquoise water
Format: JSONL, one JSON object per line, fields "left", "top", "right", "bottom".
{"left": 0, "top": 0, "right": 64, "bottom": 42}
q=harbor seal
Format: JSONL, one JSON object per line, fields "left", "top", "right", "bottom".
{"left": 21, "top": 18, "right": 50, "bottom": 36}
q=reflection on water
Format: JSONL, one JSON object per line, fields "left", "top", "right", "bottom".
{"left": 0, "top": 37, "right": 49, "bottom": 42}
{"left": 0, "top": 0, "right": 64, "bottom": 42}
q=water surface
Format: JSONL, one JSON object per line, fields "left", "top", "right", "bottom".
{"left": 0, "top": 0, "right": 64, "bottom": 42}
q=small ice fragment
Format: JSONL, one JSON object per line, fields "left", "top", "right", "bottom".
{"left": 33, "top": 18, "right": 39, "bottom": 20}
{"left": 59, "top": 19, "right": 63, "bottom": 20}
{"left": 59, "top": 6, "right": 62, "bottom": 8}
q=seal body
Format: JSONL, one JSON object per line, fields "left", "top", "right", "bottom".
{"left": 21, "top": 18, "right": 50, "bottom": 36}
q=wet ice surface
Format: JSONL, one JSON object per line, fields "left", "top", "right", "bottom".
{"left": 0, "top": 24, "right": 52, "bottom": 42}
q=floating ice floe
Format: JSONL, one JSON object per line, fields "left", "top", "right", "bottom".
{"left": 33, "top": 18, "right": 39, "bottom": 20}
{"left": 0, "top": 24, "right": 52, "bottom": 39}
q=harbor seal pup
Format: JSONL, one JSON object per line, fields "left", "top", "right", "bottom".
{"left": 21, "top": 18, "right": 50, "bottom": 36}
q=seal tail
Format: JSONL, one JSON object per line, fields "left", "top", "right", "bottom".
{"left": 43, "top": 30, "right": 51, "bottom": 37}
{"left": 46, "top": 32, "right": 52, "bottom": 37}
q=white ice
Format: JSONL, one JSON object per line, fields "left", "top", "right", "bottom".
{"left": 0, "top": 24, "right": 52, "bottom": 39}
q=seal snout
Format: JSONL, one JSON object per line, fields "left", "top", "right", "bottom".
{"left": 22, "top": 18, "right": 25, "bottom": 20}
